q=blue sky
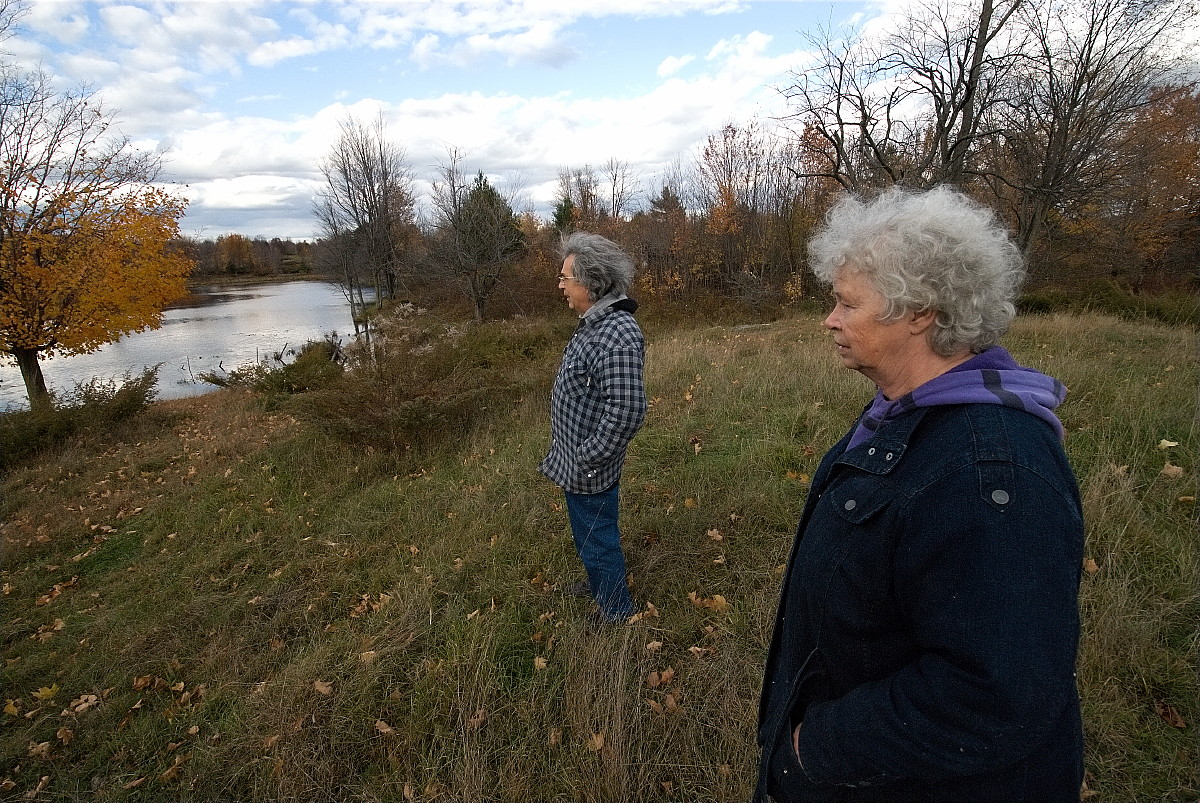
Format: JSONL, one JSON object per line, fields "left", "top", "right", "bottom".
{"left": 6, "top": 1, "right": 880, "bottom": 240}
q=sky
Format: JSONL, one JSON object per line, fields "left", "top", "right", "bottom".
{"left": 4, "top": 0, "right": 884, "bottom": 241}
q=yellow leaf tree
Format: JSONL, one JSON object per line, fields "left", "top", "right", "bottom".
{"left": 0, "top": 67, "right": 193, "bottom": 409}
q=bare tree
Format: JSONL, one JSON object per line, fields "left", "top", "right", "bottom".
{"left": 603, "top": 157, "right": 640, "bottom": 220}
{"left": 313, "top": 113, "right": 417, "bottom": 311}
{"left": 555, "top": 165, "right": 603, "bottom": 228}
{"left": 983, "top": 0, "right": 1196, "bottom": 258}
{"left": 782, "top": 0, "right": 1022, "bottom": 189}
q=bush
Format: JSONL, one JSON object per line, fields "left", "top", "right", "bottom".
{"left": 0, "top": 366, "right": 160, "bottom": 472}
{"left": 253, "top": 339, "right": 344, "bottom": 401}
{"left": 201, "top": 337, "right": 345, "bottom": 408}
{"left": 294, "top": 308, "right": 560, "bottom": 453}
{"left": 1020, "top": 282, "right": 1200, "bottom": 327}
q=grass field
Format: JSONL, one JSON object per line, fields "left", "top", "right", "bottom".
{"left": 1, "top": 310, "right": 1196, "bottom": 801}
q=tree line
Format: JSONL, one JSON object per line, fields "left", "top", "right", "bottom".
{"left": 314, "top": 0, "right": 1198, "bottom": 322}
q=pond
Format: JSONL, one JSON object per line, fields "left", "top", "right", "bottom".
{"left": 0, "top": 279, "right": 360, "bottom": 412}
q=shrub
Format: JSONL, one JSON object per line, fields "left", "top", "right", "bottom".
{"left": 294, "top": 308, "right": 560, "bottom": 453}
{"left": 0, "top": 366, "right": 160, "bottom": 472}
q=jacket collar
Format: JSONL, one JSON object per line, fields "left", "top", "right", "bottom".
{"left": 835, "top": 406, "right": 929, "bottom": 476}
{"left": 578, "top": 293, "right": 638, "bottom": 327}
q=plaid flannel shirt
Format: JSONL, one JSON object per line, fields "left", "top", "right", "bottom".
{"left": 539, "top": 298, "right": 647, "bottom": 495}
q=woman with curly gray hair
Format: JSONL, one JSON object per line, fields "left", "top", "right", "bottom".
{"left": 757, "top": 186, "right": 1085, "bottom": 802}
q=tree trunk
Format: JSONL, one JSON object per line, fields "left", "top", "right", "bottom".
{"left": 13, "top": 346, "right": 51, "bottom": 411}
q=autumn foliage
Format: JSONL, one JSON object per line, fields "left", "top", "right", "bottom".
{"left": 0, "top": 188, "right": 191, "bottom": 405}
{"left": 0, "top": 189, "right": 190, "bottom": 355}
{"left": 0, "top": 60, "right": 194, "bottom": 408}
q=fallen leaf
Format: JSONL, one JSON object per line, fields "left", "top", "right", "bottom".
{"left": 1155, "top": 701, "right": 1187, "bottom": 729}
{"left": 122, "top": 777, "right": 147, "bottom": 790}
{"left": 32, "top": 685, "right": 59, "bottom": 701}
{"left": 312, "top": 680, "right": 334, "bottom": 696}
{"left": 587, "top": 731, "right": 605, "bottom": 751}
{"left": 1083, "top": 558, "right": 1099, "bottom": 575}
{"left": 533, "top": 656, "right": 549, "bottom": 671}
{"left": 159, "top": 754, "right": 186, "bottom": 782}
{"left": 27, "top": 741, "right": 51, "bottom": 758}
{"left": 660, "top": 667, "right": 676, "bottom": 685}
{"left": 467, "top": 708, "right": 486, "bottom": 730}
{"left": 645, "top": 640, "right": 663, "bottom": 653}
{"left": 646, "top": 671, "right": 661, "bottom": 688}
{"left": 1161, "top": 462, "right": 1185, "bottom": 478}
{"left": 375, "top": 720, "right": 396, "bottom": 735}
{"left": 645, "top": 698, "right": 664, "bottom": 714}
{"left": 68, "top": 694, "right": 99, "bottom": 713}
{"left": 548, "top": 727, "right": 562, "bottom": 747}
{"left": 706, "top": 528, "right": 723, "bottom": 541}
{"left": 1157, "top": 439, "right": 1179, "bottom": 449}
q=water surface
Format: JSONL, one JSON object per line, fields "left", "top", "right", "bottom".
{"left": 0, "top": 280, "right": 357, "bottom": 411}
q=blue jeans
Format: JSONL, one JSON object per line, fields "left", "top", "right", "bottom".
{"left": 564, "top": 483, "right": 635, "bottom": 621}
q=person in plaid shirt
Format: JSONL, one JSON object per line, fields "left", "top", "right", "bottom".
{"left": 539, "top": 231, "right": 647, "bottom": 624}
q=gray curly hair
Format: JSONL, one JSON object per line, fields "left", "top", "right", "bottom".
{"left": 808, "top": 186, "right": 1025, "bottom": 356}
{"left": 561, "top": 231, "right": 636, "bottom": 302}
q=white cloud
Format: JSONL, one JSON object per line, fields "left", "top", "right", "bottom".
{"left": 8, "top": 0, "right": 834, "bottom": 240}
{"left": 657, "top": 54, "right": 695, "bottom": 77}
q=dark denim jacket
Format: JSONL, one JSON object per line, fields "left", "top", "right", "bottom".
{"left": 757, "top": 403, "right": 1085, "bottom": 803}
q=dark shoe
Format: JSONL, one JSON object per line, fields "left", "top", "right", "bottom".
{"left": 562, "top": 579, "right": 591, "bottom": 597}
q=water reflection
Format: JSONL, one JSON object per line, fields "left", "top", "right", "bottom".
{"left": 0, "top": 280, "right": 359, "bottom": 411}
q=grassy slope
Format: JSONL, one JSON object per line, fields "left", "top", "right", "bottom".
{"left": 1, "top": 311, "right": 1196, "bottom": 802}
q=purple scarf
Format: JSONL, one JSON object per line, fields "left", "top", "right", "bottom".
{"left": 845, "top": 347, "right": 1067, "bottom": 450}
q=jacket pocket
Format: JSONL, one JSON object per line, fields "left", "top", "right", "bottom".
{"left": 767, "top": 649, "right": 836, "bottom": 801}
{"left": 825, "top": 473, "right": 895, "bottom": 525}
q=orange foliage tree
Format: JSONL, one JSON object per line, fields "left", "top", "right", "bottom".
{"left": 0, "top": 68, "right": 193, "bottom": 409}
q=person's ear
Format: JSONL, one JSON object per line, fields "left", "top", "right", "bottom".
{"left": 908, "top": 308, "right": 937, "bottom": 335}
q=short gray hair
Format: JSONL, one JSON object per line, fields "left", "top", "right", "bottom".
{"left": 808, "top": 186, "right": 1025, "bottom": 356}
{"left": 561, "top": 231, "right": 636, "bottom": 302}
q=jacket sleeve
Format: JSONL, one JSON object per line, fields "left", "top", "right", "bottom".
{"left": 577, "top": 343, "right": 646, "bottom": 472}
{"left": 796, "top": 462, "right": 1084, "bottom": 787}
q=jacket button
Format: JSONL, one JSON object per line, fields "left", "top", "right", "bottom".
{"left": 867, "top": 448, "right": 876, "bottom": 455}
{"left": 844, "top": 499, "right": 857, "bottom": 511}
{"left": 992, "top": 489, "right": 1010, "bottom": 504}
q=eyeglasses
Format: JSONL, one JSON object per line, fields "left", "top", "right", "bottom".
{"left": 557, "top": 273, "right": 579, "bottom": 283}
